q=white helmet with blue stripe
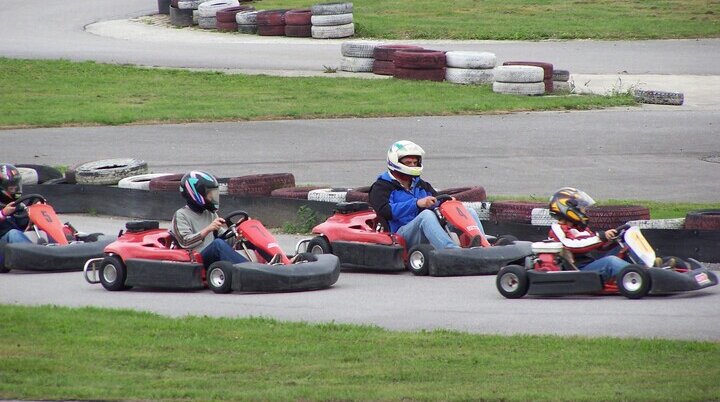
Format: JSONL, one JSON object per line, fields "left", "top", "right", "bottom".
{"left": 387, "top": 140, "right": 425, "bottom": 177}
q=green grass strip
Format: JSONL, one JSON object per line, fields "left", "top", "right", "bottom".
{"left": 0, "top": 58, "right": 634, "bottom": 128}
{"left": 1, "top": 305, "right": 718, "bottom": 401}
{"left": 258, "top": 0, "right": 720, "bottom": 40}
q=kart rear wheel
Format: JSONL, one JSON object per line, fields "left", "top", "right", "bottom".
{"left": 0, "top": 266, "right": 10, "bottom": 273}
{"left": 496, "top": 265, "right": 529, "bottom": 299}
{"left": 617, "top": 265, "right": 651, "bottom": 299}
{"left": 407, "top": 244, "right": 433, "bottom": 276}
{"left": 307, "top": 237, "right": 332, "bottom": 255}
{"left": 99, "top": 255, "right": 130, "bottom": 291}
{"left": 207, "top": 261, "right": 233, "bottom": 294}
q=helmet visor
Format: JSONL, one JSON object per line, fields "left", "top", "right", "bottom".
{"left": 206, "top": 188, "right": 220, "bottom": 209}
{"left": 572, "top": 190, "right": 596, "bottom": 209}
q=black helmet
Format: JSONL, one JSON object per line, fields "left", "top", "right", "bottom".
{"left": 0, "top": 164, "right": 22, "bottom": 205}
{"left": 179, "top": 171, "right": 220, "bottom": 212}
{"left": 548, "top": 187, "right": 596, "bottom": 229}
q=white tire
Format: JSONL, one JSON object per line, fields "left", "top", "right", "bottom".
{"left": 627, "top": 218, "right": 685, "bottom": 230}
{"left": 311, "top": 2, "right": 353, "bottom": 15}
{"left": 340, "top": 40, "right": 384, "bottom": 58}
{"left": 236, "top": 10, "right": 260, "bottom": 24}
{"left": 633, "top": 89, "right": 684, "bottom": 106}
{"left": 192, "top": 9, "right": 199, "bottom": 24}
{"left": 311, "top": 13, "right": 353, "bottom": 26}
{"left": 198, "top": 0, "right": 239, "bottom": 17}
{"left": 493, "top": 81, "right": 545, "bottom": 96}
{"left": 74, "top": 158, "right": 149, "bottom": 186}
{"left": 445, "top": 67, "right": 494, "bottom": 85}
{"left": 340, "top": 56, "right": 374, "bottom": 72}
{"left": 308, "top": 188, "right": 349, "bottom": 203}
{"left": 17, "top": 168, "right": 39, "bottom": 185}
{"left": 493, "top": 65, "right": 544, "bottom": 83}
{"left": 463, "top": 202, "right": 491, "bottom": 221}
{"left": 312, "top": 23, "right": 354, "bottom": 39}
{"left": 531, "top": 208, "right": 557, "bottom": 226}
{"left": 177, "top": 0, "right": 202, "bottom": 9}
{"left": 445, "top": 51, "right": 496, "bottom": 69}
{"left": 197, "top": 16, "right": 216, "bottom": 29}
{"left": 118, "top": 173, "right": 174, "bottom": 191}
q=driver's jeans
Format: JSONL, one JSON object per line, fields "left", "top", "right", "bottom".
{"left": 200, "top": 238, "right": 248, "bottom": 268}
{"left": 397, "top": 208, "right": 485, "bottom": 250}
{"left": 0, "top": 229, "right": 32, "bottom": 265}
{"left": 579, "top": 256, "right": 629, "bottom": 282}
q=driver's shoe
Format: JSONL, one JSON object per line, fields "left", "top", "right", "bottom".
{"left": 469, "top": 235, "right": 483, "bottom": 248}
{"left": 269, "top": 254, "right": 283, "bottom": 265}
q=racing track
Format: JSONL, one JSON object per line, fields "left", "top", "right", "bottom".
{"left": 1, "top": 1, "right": 719, "bottom": 340}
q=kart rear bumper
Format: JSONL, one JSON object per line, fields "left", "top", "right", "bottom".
{"left": 229, "top": 254, "right": 341, "bottom": 292}
{"left": 4, "top": 236, "right": 115, "bottom": 271}
{"left": 429, "top": 241, "right": 533, "bottom": 277}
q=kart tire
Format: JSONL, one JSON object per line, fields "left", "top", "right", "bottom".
{"left": 256, "top": 9, "right": 287, "bottom": 25}
{"left": 99, "top": 255, "right": 131, "bottom": 291}
{"left": 311, "top": 2, "right": 353, "bottom": 15}
{"left": 684, "top": 209, "right": 720, "bottom": 231}
{"left": 503, "top": 61, "right": 553, "bottom": 80}
{"left": 217, "top": 6, "right": 253, "bottom": 22}
{"left": 236, "top": 10, "right": 260, "bottom": 24}
{"left": 198, "top": 16, "right": 217, "bottom": 29}
{"left": 394, "top": 67, "right": 445, "bottom": 82}
{"left": 445, "top": 51, "right": 496, "bottom": 69}
{"left": 118, "top": 173, "right": 174, "bottom": 191}
{"left": 308, "top": 188, "right": 348, "bottom": 203}
{"left": 393, "top": 50, "right": 446, "bottom": 69}
{"left": 198, "top": 0, "right": 240, "bottom": 18}
{"left": 228, "top": 173, "right": 295, "bottom": 196}
{"left": 311, "top": 23, "right": 355, "bottom": 39}
{"left": 372, "top": 60, "right": 394, "bottom": 76}
{"left": 373, "top": 45, "right": 424, "bottom": 62}
{"left": 216, "top": 21, "right": 239, "bottom": 31}
{"left": 445, "top": 67, "right": 494, "bottom": 85}
{"left": 284, "top": 9, "right": 312, "bottom": 25}
{"left": 15, "top": 164, "right": 63, "bottom": 184}
{"left": 493, "top": 66, "right": 544, "bottom": 83}
{"left": 617, "top": 265, "right": 651, "bottom": 299}
{"left": 586, "top": 205, "right": 650, "bottom": 230}
{"left": 438, "top": 186, "right": 487, "bottom": 202}
{"left": 237, "top": 24, "right": 258, "bottom": 34}
{"left": 207, "top": 261, "right": 234, "bottom": 294}
{"left": 490, "top": 201, "right": 546, "bottom": 224}
{"left": 270, "top": 186, "right": 324, "bottom": 199}
{"left": 340, "top": 56, "right": 374, "bottom": 73}
{"left": 407, "top": 244, "right": 433, "bottom": 276}
{"left": 345, "top": 186, "right": 370, "bottom": 202}
{"left": 16, "top": 167, "right": 39, "bottom": 185}
{"left": 311, "top": 13, "right": 353, "bottom": 26}
{"left": 307, "top": 236, "right": 332, "bottom": 255}
{"left": 74, "top": 158, "right": 149, "bottom": 186}
{"left": 496, "top": 265, "right": 529, "bottom": 299}
{"left": 492, "top": 82, "right": 545, "bottom": 96}
{"left": 148, "top": 173, "right": 184, "bottom": 192}
{"left": 633, "top": 89, "right": 684, "bottom": 106}
{"left": 285, "top": 24, "right": 312, "bottom": 37}
{"left": 340, "top": 40, "right": 384, "bottom": 58}
{"left": 494, "top": 235, "right": 518, "bottom": 246}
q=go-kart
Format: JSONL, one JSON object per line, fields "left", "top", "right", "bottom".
{"left": 84, "top": 210, "right": 340, "bottom": 293}
{"left": 496, "top": 224, "right": 718, "bottom": 299}
{"left": 298, "top": 196, "right": 532, "bottom": 276}
{"left": 1, "top": 194, "right": 113, "bottom": 273}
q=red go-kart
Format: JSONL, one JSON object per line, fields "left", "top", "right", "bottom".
{"left": 496, "top": 224, "right": 718, "bottom": 299}
{"left": 299, "top": 196, "right": 532, "bottom": 276}
{"left": 1, "top": 194, "right": 112, "bottom": 273}
{"left": 84, "top": 210, "right": 340, "bottom": 293}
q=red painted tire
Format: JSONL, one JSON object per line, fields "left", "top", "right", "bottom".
{"left": 490, "top": 201, "right": 546, "bottom": 224}
{"left": 373, "top": 45, "right": 424, "bottom": 62}
{"left": 216, "top": 21, "right": 239, "bottom": 31}
{"left": 149, "top": 174, "right": 184, "bottom": 192}
{"left": 257, "top": 24, "right": 286, "bottom": 36}
{"left": 394, "top": 50, "right": 446, "bottom": 69}
{"left": 586, "top": 205, "right": 651, "bottom": 230}
{"left": 503, "top": 61, "right": 554, "bottom": 80}
{"left": 394, "top": 67, "right": 445, "bottom": 82}
{"left": 170, "top": 0, "right": 179, "bottom": 7}
{"left": 227, "top": 173, "right": 295, "bottom": 196}
{"left": 544, "top": 79, "right": 553, "bottom": 93}
{"left": 256, "top": 10, "right": 287, "bottom": 26}
{"left": 684, "top": 210, "right": 720, "bottom": 230}
{"left": 285, "top": 24, "right": 312, "bottom": 37}
{"left": 373, "top": 60, "right": 394, "bottom": 76}
{"left": 345, "top": 186, "right": 371, "bottom": 203}
{"left": 438, "top": 186, "right": 487, "bottom": 202}
{"left": 217, "top": 6, "right": 254, "bottom": 22}
{"left": 284, "top": 9, "right": 311, "bottom": 25}
{"left": 270, "top": 186, "right": 324, "bottom": 199}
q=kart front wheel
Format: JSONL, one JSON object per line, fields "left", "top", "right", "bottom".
{"left": 496, "top": 265, "right": 529, "bottom": 299}
{"left": 207, "top": 261, "right": 234, "bottom": 294}
{"left": 99, "top": 255, "right": 130, "bottom": 291}
{"left": 617, "top": 265, "right": 651, "bottom": 299}
{"left": 407, "top": 244, "right": 433, "bottom": 276}
{"left": 307, "top": 237, "right": 332, "bottom": 255}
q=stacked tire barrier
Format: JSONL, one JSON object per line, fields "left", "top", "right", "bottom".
{"left": 228, "top": 173, "right": 295, "bottom": 196}
{"left": 393, "top": 49, "right": 446, "bottom": 82}
{"left": 270, "top": 186, "right": 324, "bottom": 199}
{"left": 311, "top": 2, "right": 354, "bottom": 39}
{"left": 503, "top": 61, "right": 554, "bottom": 93}
{"left": 198, "top": 0, "right": 239, "bottom": 29}
{"left": 170, "top": 0, "right": 196, "bottom": 27}
{"left": 684, "top": 210, "right": 720, "bottom": 230}
{"left": 236, "top": 10, "right": 260, "bottom": 34}
{"left": 492, "top": 65, "right": 545, "bottom": 96}
{"left": 633, "top": 89, "right": 685, "bottom": 106}
{"left": 284, "top": 9, "right": 312, "bottom": 37}
{"left": 340, "top": 41, "right": 384, "bottom": 73}
{"left": 256, "top": 10, "right": 287, "bottom": 36}
{"left": 158, "top": 0, "right": 172, "bottom": 15}
{"left": 552, "top": 69, "right": 571, "bottom": 93}
{"left": 587, "top": 205, "right": 650, "bottom": 230}
{"left": 216, "top": 5, "right": 254, "bottom": 32}
{"left": 372, "top": 45, "right": 423, "bottom": 76}
{"left": 308, "top": 188, "right": 350, "bottom": 203}
{"left": 444, "top": 51, "right": 496, "bottom": 85}
{"left": 489, "top": 201, "right": 546, "bottom": 224}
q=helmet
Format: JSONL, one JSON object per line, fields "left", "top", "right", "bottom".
{"left": 387, "top": 140, "right": 425, "bottom": 177}
{"left": 180, "top": 171, "right": 220, "bottom": 212}
{"left": 548, "top": 187, "right": 596, "bottom": 229}
{"left": 0, "top": 164, "right": 22, "bottom": 204}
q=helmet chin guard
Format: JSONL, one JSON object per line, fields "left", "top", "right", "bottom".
{"left": 387, "top": 140, "right": 425, "bottom": 177}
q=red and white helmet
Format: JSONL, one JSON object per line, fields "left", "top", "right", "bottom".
{"left": 387, "top": 140, "right": 425, "bottom": 177}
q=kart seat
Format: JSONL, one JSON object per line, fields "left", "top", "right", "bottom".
{"left": 125, "top": 220, "right": 160, "bottom": 232}
{"left": 334, "top": 202, "right": 372, "bottom": 214}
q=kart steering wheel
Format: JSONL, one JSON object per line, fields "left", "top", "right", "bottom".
{"left": 434, "top": 194, "right": 453, "bottom": 208}
{"left": 217, "top": 210, "right": 250, "bottom": 240}
{"left": 6, "top": 194, "right": 46, "bottom": 212}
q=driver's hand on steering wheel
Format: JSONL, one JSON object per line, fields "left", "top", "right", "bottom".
{"left": 202, "top": 218, "right": 226, "bottom": 238}
{"left": 604, "top": 229, "right": 618, "bottom": 241}
{"left": 1, "top": 202, "right": 17, "bottom": 217}
{"left": 417, "top": 196, "right": 437, "bottom": 209}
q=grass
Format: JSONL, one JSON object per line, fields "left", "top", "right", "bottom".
{"left": 0, "top": 58, "right": 634, "bottom": 128}
{"left": 1, "top": 304, "right": 718, "bottom": 401}
{"left": 256, "top": 0, "right": 720, "bottom": 40}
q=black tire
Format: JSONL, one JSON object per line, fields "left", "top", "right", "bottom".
{"left": 494, "top": 235, "right": 518, "bottom": 246}
{"left": 293, "top": 252, "right": 318, "bottom": 263}
{"left": 99, "top": 255, "right": 130, "bottom": 291}
{"left": 207, "top": 261, "right": 234, "bottom": 294}
{"left": 15, "top": 164, "right": 63, "bottom": 184}
{"left": 496, "top": 265, "right": 529, "bottom": 299}
{"left": 617, "top": 265, "right": 651, "bottom": 299}
{"left": 307, "top": 237, "right": 332, "bottom": 255}
{"left": 407, "top": 244, "right": 433, "bottom": 276}
{"left": 0, "top": 265, "right": 10, "bottom": 273}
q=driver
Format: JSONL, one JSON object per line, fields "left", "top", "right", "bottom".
{"left": 368, "top": 140, "right": 486, "bottom": 250}
{"left": 0, "top": 164, "right": 32, "bottom": 267}
{"left": 548, "top": 187, "right": 629, "bottom": 282}
{"left": 170, "top": 171, "right": 247, "bottom": 268}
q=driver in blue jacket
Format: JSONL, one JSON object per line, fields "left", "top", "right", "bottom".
{"left": 368, "top": 141, "right": 486, "bottom": 250}
{"left": 0, "top": 164, "right": 32, "bottom": 268}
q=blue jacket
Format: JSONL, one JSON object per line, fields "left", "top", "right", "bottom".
{"left": 369, "top": 171, "right": 437, "bottom": 233}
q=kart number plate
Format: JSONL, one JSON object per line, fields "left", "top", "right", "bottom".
{"left": 695, "top": 273, "right": 712, "bottom": 286}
